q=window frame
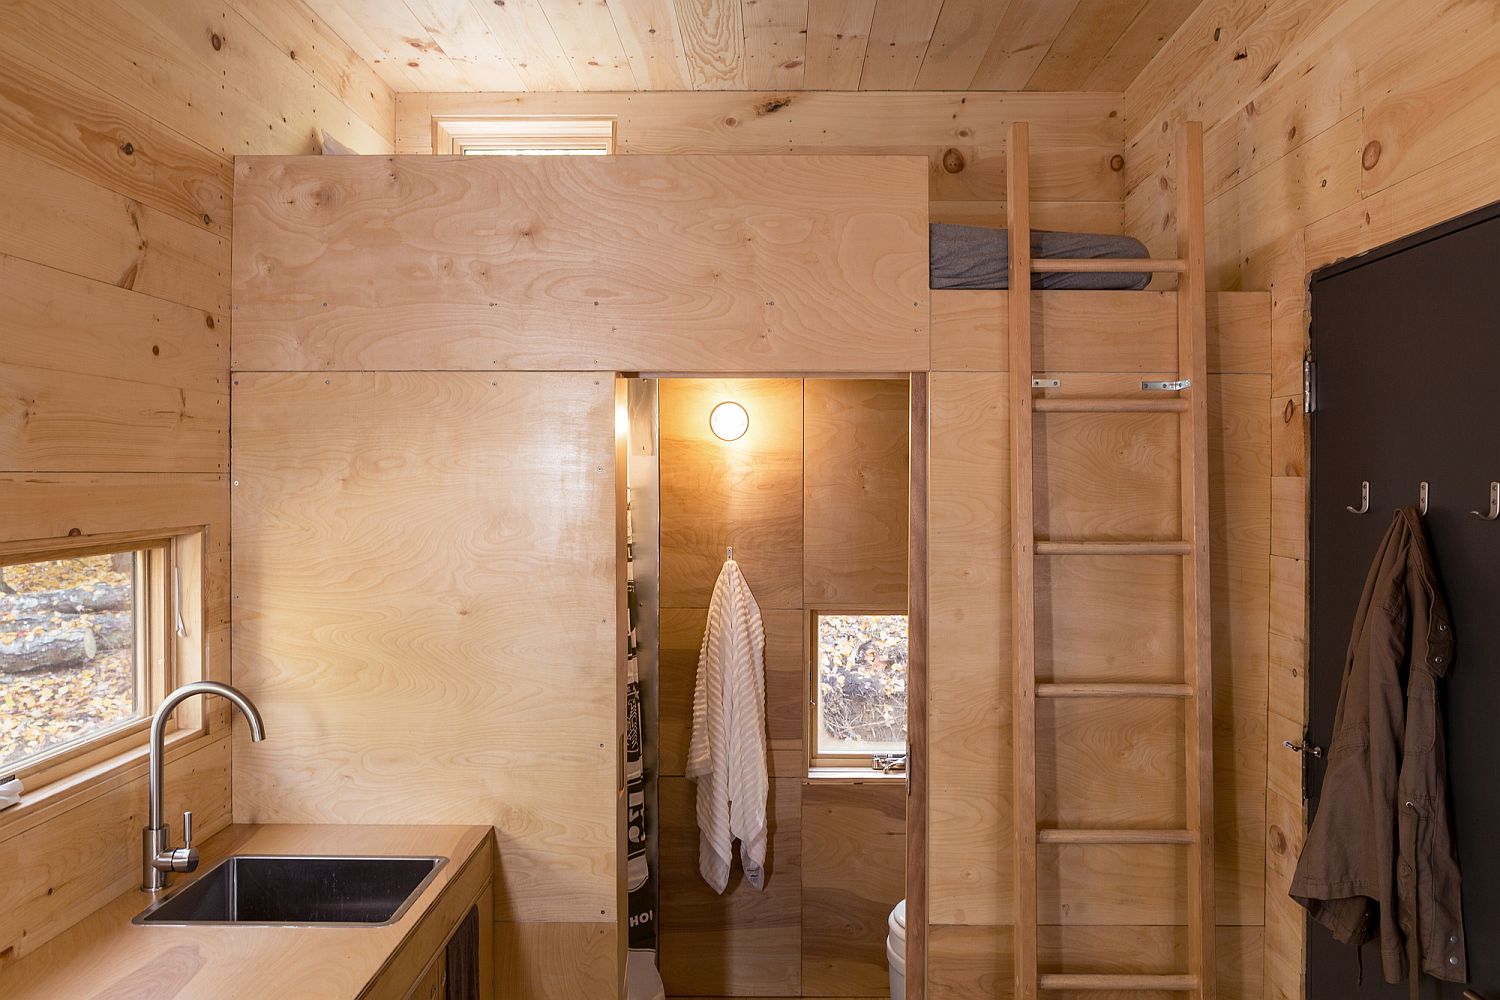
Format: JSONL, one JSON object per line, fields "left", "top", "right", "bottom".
{"left": 807, "top": 608, "right": 910, "bottom": 773}
{"left": 0, "top": 530, "right": 203, "bottom": 792}
{"left": 430, "top": 116, "right": 616, "bottom": 156}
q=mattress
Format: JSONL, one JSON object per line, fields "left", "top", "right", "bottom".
{"left": 929, "top": 223, "right": 1153, "bottom": 291}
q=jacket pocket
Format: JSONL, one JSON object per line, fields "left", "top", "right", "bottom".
{"left": 1406, "top": 679, "right": 1437, "bottom": 754}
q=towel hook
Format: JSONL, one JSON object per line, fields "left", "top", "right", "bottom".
{"left": 1471, "top": 481, "right": 1499, "bottom": 521}
{"left": 726, "top": 545, "right": 734, "bottom": 560}
{"left": 1345, "top": 481, "right": 1370, "bottom": 515}
{"left": 1418, "top": 481, "right": 1429, "bottom": 516}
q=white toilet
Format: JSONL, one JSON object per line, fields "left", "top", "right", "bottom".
{"left": 627, "top": 949, "right": 666, "bottom": 1000}
{"left": 887, "top": 899, "right": 907, "bottom": 1000}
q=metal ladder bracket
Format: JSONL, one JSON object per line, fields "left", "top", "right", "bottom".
{"left": 1141, "top": 378, "right": 1192, "bottom": 391}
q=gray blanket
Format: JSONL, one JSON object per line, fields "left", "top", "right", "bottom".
{"left": 930, "top": 223, "right": 1152, "bottom": 290}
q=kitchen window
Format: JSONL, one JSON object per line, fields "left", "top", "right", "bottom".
{"left": 0, "top": 536, "right": 186, "bottom": 789}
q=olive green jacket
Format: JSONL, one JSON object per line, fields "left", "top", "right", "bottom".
{"left": 1291, "top": 507, "right": 1466, "bottom": 987}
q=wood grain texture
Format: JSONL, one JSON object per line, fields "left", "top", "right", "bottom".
{"left": 306, "top": 0, "right": 1189, "bottom": 92}
{"left": 660, "top": 379, "right": 804, "bottom": 611}
{"left": 394, "top": 91, "right": 1126, "bottom": 241}
{"left": 658, "top": 776, "right": 802, "bottom": 997}
{"left": 230, "top": 372, "right": 618, "bottom": 924}
{"left": 0, "top": 824, "right": 493, "bottom": 1000}
{"left": 495, "top": 920, "right": 618, "bottom": 1000}
{"left": 801, "top": 781, "right": 906, "bottom": 996}
{"left": 0, "top": 0, "right": 388, "bottom": 965}
{"left": 932, "top": 290, "right": 1271, "bottom": 375}
{"left": 804, "top": 379, "right": 910, "bottom": 610}
{"left": 656, "top": 376, "right": 912, "bottom": 995}
{"left": 1117, "top": 0, "right": 1500, "bottom": 989}
{"left": 231, "top": 153, "right": 929, "bottom": 374}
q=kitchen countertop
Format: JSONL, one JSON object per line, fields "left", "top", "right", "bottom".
{"left": 0, "top": 823, "right": 494, "bottom": 1000}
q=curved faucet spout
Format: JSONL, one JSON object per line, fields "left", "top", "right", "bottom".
{"left": 144, "top": 681, "right": 266, "bottom": 891}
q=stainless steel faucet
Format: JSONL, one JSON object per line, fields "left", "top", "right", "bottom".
{"left": 143, "top": 681, "right": 266, "bottom": 892}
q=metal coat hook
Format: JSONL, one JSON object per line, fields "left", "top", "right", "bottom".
{"left": 1472, "top": 481, "right": 1500, "bottom": 521}
{"left": 1418, "top": 481, "right": 1430, "bottom": 516}
{"left": 1346, "top": 481, "right": 1370, "bottom": 515}
{"left": 726, "top": 545, "right": 734, "bottom": 560}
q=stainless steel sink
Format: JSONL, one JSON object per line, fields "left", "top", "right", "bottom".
{"left": 133, "top": 855, "right": 447, "bottom": 927}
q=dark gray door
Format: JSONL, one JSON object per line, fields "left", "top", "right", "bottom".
{"left": 1308, "top": 204, "right": 1500, "bottom": 998}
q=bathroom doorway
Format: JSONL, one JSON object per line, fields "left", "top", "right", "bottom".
{"left": 620, "top": 375, "right": 926, "bottom": 1000}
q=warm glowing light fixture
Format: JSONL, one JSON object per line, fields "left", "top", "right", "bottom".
{"left": 709, "top": 401, "right": 749, "bottom": 441}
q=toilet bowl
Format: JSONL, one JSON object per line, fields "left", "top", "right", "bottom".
{"left": 887, "top": 899, "right": 906, "bottom": 1000}
{"left": 627, "top": 949, "right": 666, "bottom": 1000}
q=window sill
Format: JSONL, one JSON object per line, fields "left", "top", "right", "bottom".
{"left": 805, "top": 766, "right": 906, "bottom": 784}
{"left": 0, "top": 726, "right": 212, "bottom": 839}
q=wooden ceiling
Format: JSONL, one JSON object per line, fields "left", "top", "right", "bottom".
{"left": 301, "top": 0, "right": 1203, "bottom": 94}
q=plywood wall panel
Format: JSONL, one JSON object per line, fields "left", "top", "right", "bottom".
{"left": 231, "top": 154, "right": 928, "bottom": 374}
{"left": 804, "top": 379, "right": 910, "bottom": 610}
{"left": 660, "top": 379, "right": 804, "bottom": 611}
{"left": 931, "top": 290, "right": 1271, "bottom": 375}
{"left": 801, "top": 781, "right": 906, "bottom": 997}
{"left": 230, "top": 372, "right": 617, "bottom": 924}
{"left": 658, "top": 776, "right": 802, "bottom": 997}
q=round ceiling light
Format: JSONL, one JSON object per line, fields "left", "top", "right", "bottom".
{"left": 709, "top": 401, "right": 749, "bottom": 442}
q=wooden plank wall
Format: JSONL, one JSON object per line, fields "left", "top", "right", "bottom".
{"left": 0, "top": 0, "right": 391, "bottom": 970}
{"left": 925, "top": 289, "right": 1272, "bottom": 1000}
{"left": 393, "top": 91, "right": 1129, "bottom": 234}
{"left": 1121, "top": 3, "right": 1500, "bottom": 995}
{"left": 656, "top": 378, "right": 908, "bottom": 998}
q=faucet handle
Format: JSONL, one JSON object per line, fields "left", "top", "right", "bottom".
{"left": 181, "top": 810, "right": 193, "bottom": 849}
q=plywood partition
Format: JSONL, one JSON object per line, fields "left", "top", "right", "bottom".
{"left": 230, "top": 372, "right": 620, "bottom": 993}
{"left": 924, "top": 294, "right": 1272, "bottom": 999}
{"left": 231, "top": 153, "right": 929, "bottom": 374}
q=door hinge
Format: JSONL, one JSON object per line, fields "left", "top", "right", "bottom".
{"left": 1304, "top": 356, "right": 1316, "bottom": 413}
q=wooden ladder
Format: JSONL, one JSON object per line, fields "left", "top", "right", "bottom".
{"left": 1006, "top": 121, "right": 1215, "bottom": 998}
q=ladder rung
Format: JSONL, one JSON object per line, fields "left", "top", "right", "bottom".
{"left": 1040, "top": 973, "right": 1199, "bottom": 991}
{"left": 1033, "top": 397, "right": 1189, "bottom": 413}
{"left": 1035, "top": 540, "right": 1191, "bottom": 556}
{"left": 1036, "top": 683, "right": 1192, "bottom": 699}
{"left": 1030, "top": 257, "right": 1186, "bottom": 274}
{"left": 1038, "top": 828, "right": 1196, "bottom": 845}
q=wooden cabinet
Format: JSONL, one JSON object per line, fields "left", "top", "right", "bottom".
{"left": 405, "top": 905, "right": 481, "bottom": 1000}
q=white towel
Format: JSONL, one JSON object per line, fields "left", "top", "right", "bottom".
{"left": 0, "top": 777, "right": 23, "bottom": 810}
{"left": 686, "top": 558, "right": 769, "bottom": 893}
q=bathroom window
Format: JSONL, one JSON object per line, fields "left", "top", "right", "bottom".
{"left": 431, "top": 117, "right": 615, "bottom": 156}
{"left": 0, "top": 537, "right": 179, "bottom": 786}
{"left": 810, "top": 612, "right": 909, "bottom": 770}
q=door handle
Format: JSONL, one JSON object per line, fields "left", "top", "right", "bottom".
{"left": 1283, "top": 740, "right": 1323, "bottom": 758}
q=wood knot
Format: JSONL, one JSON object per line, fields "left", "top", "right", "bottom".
{"left": 724, "top": 116, "right": 738, "bottom": 127}
{"left": 205, "top": 315, "right": 216, "bottom": 330}
{"left": 120, "top": 141, "right": 135, "bottom": 156}
{"left": 941, "top": 147, "right": 965, "bottom": 173}
{"left": 68, "top": 528, "right": 82, "bottom": 537}
{"left": 1269, "top": 824, "right": 1288, "bottom": 855}
{"left": 210, "top": 32, "right": 222, "bottom": 51}
{"left": 1361, "top": 139, "right": 1382, "bottom": 170}
{"left": 1109, "top": 154, "right": 1125, "bottom": 172}
{"left": 152, "top": 345, "right": 161, "bottom": 356}
{"left": 754, "top": 96, "right": 792, "bottom": 116}
{"left": 1281, "top": 397, "right": 1296, "bottom": 423}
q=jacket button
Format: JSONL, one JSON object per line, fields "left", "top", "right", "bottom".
{"left": 1438, "top": 623, "right": 1447, "bottom": 631}
{"left": 1449, "top": 956, "right": 1459, "bottom": 966}
{"left": 1434, "top": 655, "right": 1445, "bottom": 664}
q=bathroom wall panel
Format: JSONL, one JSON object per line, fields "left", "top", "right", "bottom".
{"left": 230, "top": 154, "right": 929, "bottom": 374}
{"left": 657, "top": 607, "right": 806, "bottom": 781}
{"left": 660, "top": 379, "right": 804, "bottom": 612}
{"left": 229, "top": 371, "right": 619, "bottom": 987}
{"left": 800, "top": 781, "right": 907, "bottom": 997}
{"left": 658, "top": 776, "right": 803, "bottom": 997}
{"left": 804, "top": 379, "right": 911, "bottom": 611}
